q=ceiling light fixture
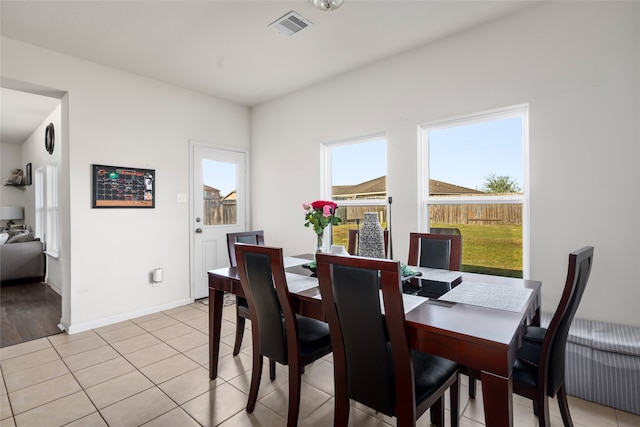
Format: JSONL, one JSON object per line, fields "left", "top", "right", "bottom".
{"left": 309, "top": 0, "right": 344, "bottom": 11}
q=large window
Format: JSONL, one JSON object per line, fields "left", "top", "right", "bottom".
{"left": 420, "top": 106, "right": 528, "bottom": 277}
{"left": 324, "top": 135, "right": 387, "bottom": 248}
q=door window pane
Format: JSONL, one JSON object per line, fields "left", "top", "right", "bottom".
{"left": 202, "top": 160, "right": 236, "bottom": 226}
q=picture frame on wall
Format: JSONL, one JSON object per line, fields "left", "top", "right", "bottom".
{"left": 25, "top": 163, "right": 32, "bottom": 186}
{"left": 92, "top": 164, "right": 155, "bottom": 208}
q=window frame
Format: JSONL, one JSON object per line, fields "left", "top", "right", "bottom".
{"left": 35, "top": 163, "right": 59, "bottom": 258}
{"left": 46, "top": 163, "right": 59, "bottom": 257}
{"left": 35, "top": 167, "right": 45, "bottom": 241}
{"left": 418, "top": 105, "right": 530, "bottom": 277}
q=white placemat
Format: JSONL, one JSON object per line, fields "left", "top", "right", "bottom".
{"left": 438, "top": 281, "right": 533, "bottom": 312}
{"left": 311, "top": 289, "right": 428, "bottom": 315}
{"left": 412, "top": 266, "right": 462, "bottom": 283}
{"left": 284, "top": 256, "right": 310, "bottom": 268}
{"left": 285, "top": 272, "right": 318, "bottom": 294}
{"left": 381, "top": 292, "right": 429, "bottom": 315}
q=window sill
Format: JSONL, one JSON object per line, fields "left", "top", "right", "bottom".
{"left": 45, "top": 250, "right": 59, "bottom": 259}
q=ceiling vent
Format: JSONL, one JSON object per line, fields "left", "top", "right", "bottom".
{"left": 269, "top": 11, "right": 313, "bottom": 36}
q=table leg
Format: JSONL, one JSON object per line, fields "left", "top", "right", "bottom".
{"left": 532, "top": 306, "right": 541, "bottom": 327}
{"left": 480, "top": 371, "right": 513, "bottom": 427}
{"left": 209, "top": 287, "right": 224, "bottom": 380}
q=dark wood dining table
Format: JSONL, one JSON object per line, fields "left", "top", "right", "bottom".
{"left": 208, "top": 257, "right": 541, "bottom": 427}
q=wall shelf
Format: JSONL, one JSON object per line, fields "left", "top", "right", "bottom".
{"left": 3, "top": 182, "right": 26, "bottom": 192}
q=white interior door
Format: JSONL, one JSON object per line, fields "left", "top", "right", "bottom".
{"left": 191, "top": 143, "right": 246, "bottom": 299}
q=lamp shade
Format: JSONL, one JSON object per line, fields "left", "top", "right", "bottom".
{"left": 0, "top": 206, "right": 24, "bottom": 220}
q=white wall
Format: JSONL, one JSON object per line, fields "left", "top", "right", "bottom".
{"left": 251, "top": 2, "right": 640, "bottom": 326}
{"left": 0, "top": 143, "right": 27, "bottom": 215}
{"left": 1, "top": 37, "right": 250, "bottom": 332}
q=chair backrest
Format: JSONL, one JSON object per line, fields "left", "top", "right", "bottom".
{"left": 347, "top": 229, "right": 390, "bottom": 257}
{"left": 316, "top": 253, "right": 412, "bottom": 417}
{"left": 227, "top": 230, "right": 265, "bottom": 267}
{"left": 234, "top": 243, "right": 297, "bottom": 365}
{"left": 542, "top": 246, "right": 594, "bottom": 396}
{"left": 407, "top": 232, "right": 462, "bottom": 271}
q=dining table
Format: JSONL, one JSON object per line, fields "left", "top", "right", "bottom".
{"left": 208, "top": 255, "right": 541, "bottom": 427}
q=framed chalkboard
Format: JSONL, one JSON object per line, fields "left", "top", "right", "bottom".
{"left": 92, "top": 164, "right": 155, "bottom": 208}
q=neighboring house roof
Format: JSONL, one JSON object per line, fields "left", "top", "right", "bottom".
{"left": 223, "top": 190, "right": 237, "bottom": 201}
{"left": 204, "top": 185, "right": 220, "bottom": 193}
{"left": 429, "top": 179, "right": 484, "bottom": 196}
{"left": 332, "top": 176, "right": 483, "bottom": 198}
{"left": 333, "top": 176, "right": 386, "bottom": 198}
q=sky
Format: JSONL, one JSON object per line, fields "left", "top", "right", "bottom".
{"left": 331, "top": 139, "right": 387, "bottom": 185}
{"left": 203, "top": 160, "right": 236, "bottom": 197}
{"left": 428, "top": 116, "right": 523, "bottom": 190}
{"left": 331, "top": 116, "right": 523, "bottom": 191}
{"left": 204, "top": 115, "right": 523, "bottom": 195}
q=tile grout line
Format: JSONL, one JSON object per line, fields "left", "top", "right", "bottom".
{"left": 2, "top": 306, "right": 211, "bottom": 426}
{"left": 84, "top": 309, "right": 211, "bottom": 426}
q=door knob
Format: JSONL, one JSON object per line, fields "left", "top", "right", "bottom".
{"left": 195, "top": 228, "right": 203, "bottom": 233}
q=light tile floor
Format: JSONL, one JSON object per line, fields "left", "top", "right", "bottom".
{"left": 1, "top": 301, "right": 638, "bottom": 427}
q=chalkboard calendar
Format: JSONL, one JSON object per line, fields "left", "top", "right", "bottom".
{"left": 92, "top": 164, "right": 155, "bottom": 208}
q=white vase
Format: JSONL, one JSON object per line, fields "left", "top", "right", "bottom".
{"left": 330, "top": 245, "right": 349, "bottom": 256}
{"left": 358, "top": 212, "right": 385, "bottom": 259}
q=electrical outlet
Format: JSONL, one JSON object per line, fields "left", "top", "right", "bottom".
{"left": 177, "top": 193, "right": 187, "bottom": 203}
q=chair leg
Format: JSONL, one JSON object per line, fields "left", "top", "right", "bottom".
{"left": 246, "top": 353, "right": 263, "bottom": 413}
{"left": 287, "top": 362, "right": 302, "bottom": 427}
{"left": 450, "top": 375, "right": 460, "bottom": 427}
{"left": 468, "top": 377, "right": 476, "bottom": 398}
{"left": 269, "top": 359, "right": 276, "bottom": 380}
{"left": 557, "top": 386, "right": 574, "bottom": 427}
{"left": 333, "top": 359, "right": 350, "bottom": 427}
{"left": 535, "top": 393, "right": 551, "bottom": 427}
{"left": 233, "top": 315, "right": 245, "bottom": 356}
{"left": 429, "top": 396, "right": 445, "bottom": 427}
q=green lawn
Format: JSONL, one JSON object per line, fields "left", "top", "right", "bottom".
{"left": 332, "top": 222, "right": 522, "bottom": 278}
{"left": 432, "top": 223, "right": 523, "bottom": 278}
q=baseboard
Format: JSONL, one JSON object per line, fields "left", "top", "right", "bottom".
{"left": 63, "top": 298, "right": 193, "bottom": 334}
{"left": 47, "top": 282, "right": 62, "bottom": 295}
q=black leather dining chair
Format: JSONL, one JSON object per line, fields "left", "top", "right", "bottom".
{"left": 406, "top": 232, "right": 462, "bottom": 297}
{"left": 316, "top": 253, "right": 459, "bottom": 427}
{"left": 226, "top": 230, "right": 265, "bottom": 356}
{"left": 235, "top": 243, "right": 332, "bottom": 427}
{"left": 407, "top": 232, "right": 462, "bottom": 272}
{"left": 512, "top": 246, "right": 594, "bottom": 427}
{"left": 407, "top": 232, "right": 479, "bottom": 398}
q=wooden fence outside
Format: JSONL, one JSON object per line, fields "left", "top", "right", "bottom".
{"left": 336, "top": 206, "right": 387, "bottom": 225}
{"left": 204, "top": 199, "right": 237, "bottom": 225}
{"left": 429, "top": 203, "right": 522, "bottom": 225}
{"left": 335, "top": 203, "right": 520, "bottom": 226}
{"left": 204, "top": 199, "right": 519, "bottom": 227}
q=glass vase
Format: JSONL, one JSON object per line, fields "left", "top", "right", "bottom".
{"left": 316, "top": 230, "right": 325, "bottom": 254}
